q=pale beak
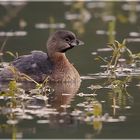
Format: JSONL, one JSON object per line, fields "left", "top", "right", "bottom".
{"left": 70, "top": 39, "right": 84, "bottom": 46}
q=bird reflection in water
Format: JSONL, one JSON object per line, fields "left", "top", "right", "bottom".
{"left": 47, "top": 81, "right": 81, "bottom": 127}
{"left": 0, "top": 80, "right": 81, "bottom": 137}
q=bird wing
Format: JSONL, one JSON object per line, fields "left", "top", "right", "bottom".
{"left": 12, "top": 51, "right": 52, "bottom": 75}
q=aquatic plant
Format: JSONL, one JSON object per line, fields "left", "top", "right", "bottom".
{"left": 5, "top": 65, "right": 49, "bottom": 90}
{"left": 96, "top": 39, "right": 134, "bottom": 75}
{"left": 90, "top": 39, "right": 138, "bottom": 115}
{"left": 108, "top": 20, "right": 116, "bottom": 43}
{"left": 6, "top": 51, "right": 19, "bottom": 59}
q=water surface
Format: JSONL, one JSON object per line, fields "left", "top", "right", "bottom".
{"left": 0, "top": 1, "right": 140, "bottom": 139}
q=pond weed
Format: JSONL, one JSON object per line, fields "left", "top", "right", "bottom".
{"left": 94, "top": 39, "right": 140, "bottom": 77}
{"left": 89, "top": 39, "right": 138, "bottom": 117}
{"left": 104, "top": 39, "right": 133, "bottom": 74}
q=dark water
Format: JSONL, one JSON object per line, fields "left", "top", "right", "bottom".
{"left": 0, "top": 1, "right": 140, "bottom": 139}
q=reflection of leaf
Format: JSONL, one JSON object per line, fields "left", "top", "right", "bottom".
{"left": 113, "top": 87, "right": 122, "bottom": 94}
{"left": 107, "top": 77, "right": 133, "bottom": 110}
{"left": 93, "top": 118, "right": 102, "bottom": 132}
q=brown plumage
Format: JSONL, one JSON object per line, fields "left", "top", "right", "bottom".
{"left": 0, "top": 30, "right": 84, "bottom": 83}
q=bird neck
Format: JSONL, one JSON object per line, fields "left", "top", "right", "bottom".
{"left": 48, "top": 52, "right": 69, "bottom": 65}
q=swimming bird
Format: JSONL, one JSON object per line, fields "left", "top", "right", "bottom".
{"left": 0, "top": 30, "right": 84, "bottom": 83}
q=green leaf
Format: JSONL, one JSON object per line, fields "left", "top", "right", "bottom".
{"left": 93, "top": 102, "right": 102, "bottom": 117}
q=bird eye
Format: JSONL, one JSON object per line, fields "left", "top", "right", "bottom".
{"left": 65, "top": 38, "right": 70, "bottom": 42}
